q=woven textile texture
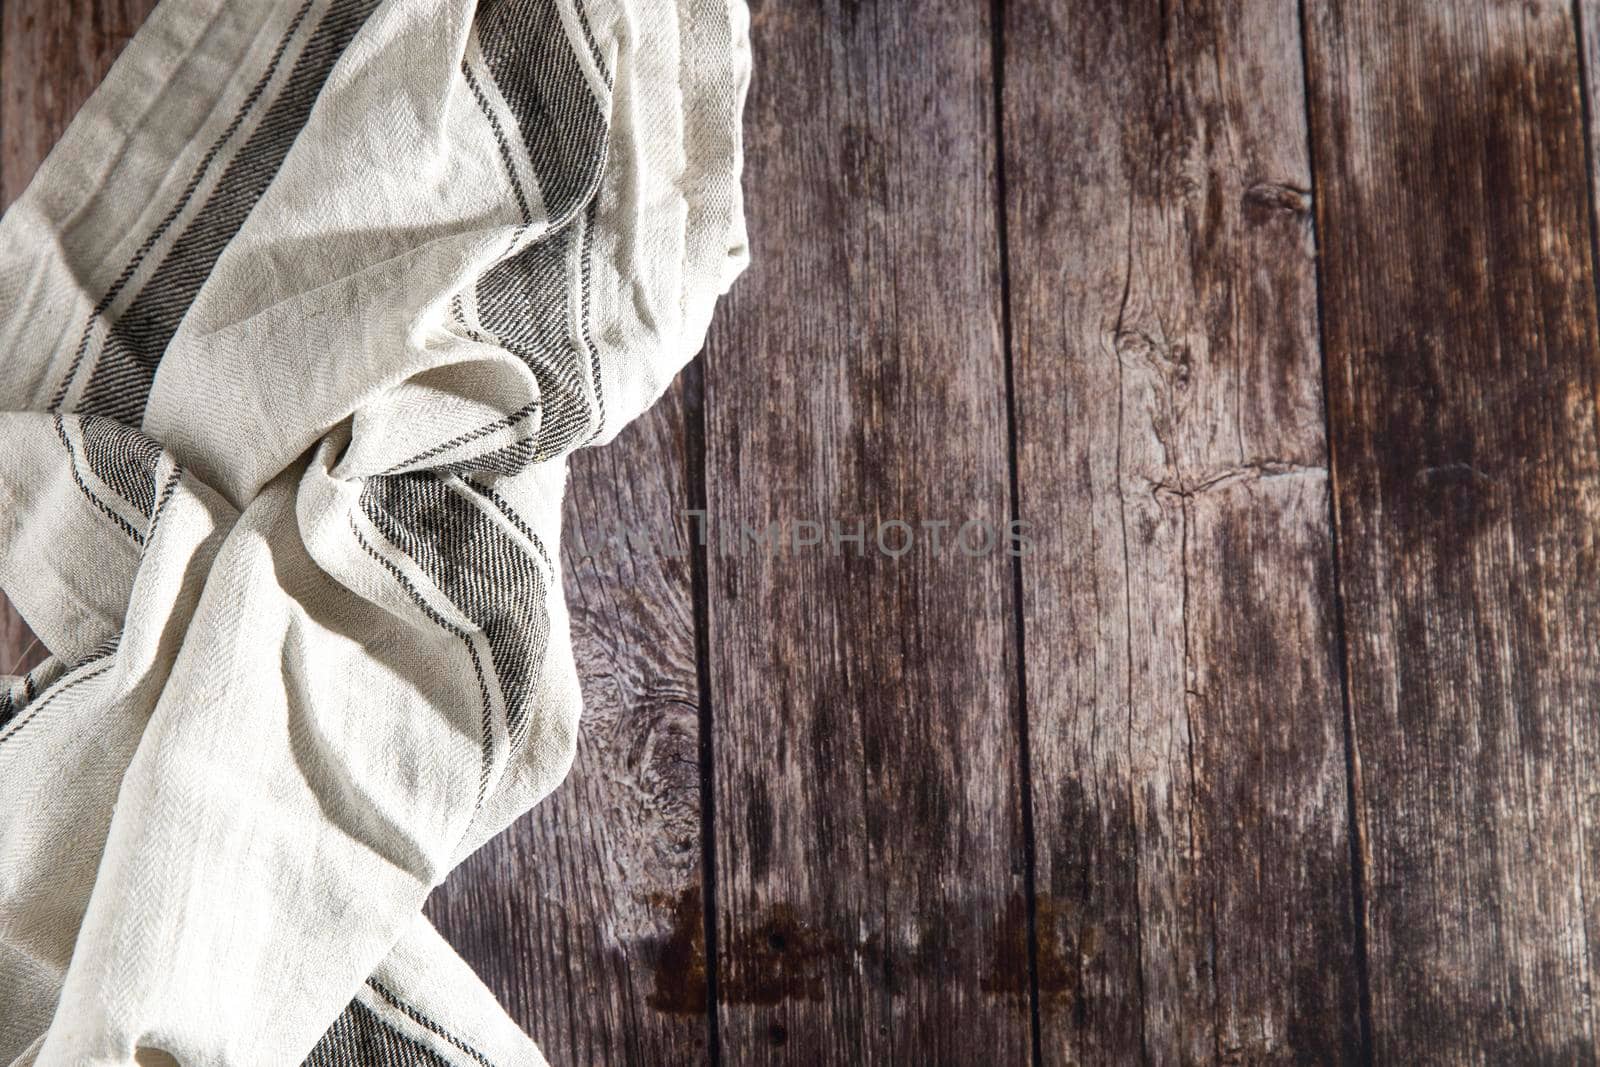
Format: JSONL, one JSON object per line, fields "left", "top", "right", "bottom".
{"left": 0, "top": 0, "right": 749, "bottom": 1062}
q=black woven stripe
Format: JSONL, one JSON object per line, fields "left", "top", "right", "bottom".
{"left": 573, "top": 0, "right": 610, "bottom": 87}
{"left": 473, "top": 0, "right": 608, "bottom": 224}
{"left": 576, "top": 198, "right": 606, "bottom": 443}
{"left": 358, "top": 473, "right": 549, "bottom": 742}
{"left": 460, "top": 477, "right": 555, "bottom": 578}
{"left": 461, "top": 62, "right": 534, "bottom": 226}
{"left": 350, "top": 517, "right": 495, "bottom": 803}
{"left": 365, "top": 979, "right": 497, "bottom": 1067}
{"left": 76, "top": 0, "right": 383, "bottom": 424}
{"left": 77, "top": 415, "right": 164, "bottom": 518}
{"left": 49, "top": 0, "right": 320, "bottom": 412}
{"left": 302, "top": 999, "right": 454, "bottom": 1067}
{"left": 381, "top": 400, "right": 540, "bottom": 475}
{"left": 55, "top": 416, "right": 144, "bottom": 545}
{"left": 432, "top": 436, "right": 538, "bottom": 478}
{"left": 149, "top": 467, "right": 183, "bottom": 537}
{"left": 475, "top": 224, "right": 597, "bottom": 461}
{"left": 0, "top": 655, "right": 116, "bottom": 747}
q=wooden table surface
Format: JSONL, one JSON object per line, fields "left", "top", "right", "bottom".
{"left": 6, "top": 1, "right": 1600, "bottom": 1063}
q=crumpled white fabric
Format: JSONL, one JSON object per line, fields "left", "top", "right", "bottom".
{"left": 0, "top": 0, "right": 748, "bottom": 1062}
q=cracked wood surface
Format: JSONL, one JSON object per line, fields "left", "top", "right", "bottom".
{"left": 1002, "top": 0, "right": 1359, "bottom": 1061}
{"left": 8, "top": 0, "right": 1600, "bottom": 1063}
{"left": 700, "top": 1, "right": 1029, "bottom": 1063}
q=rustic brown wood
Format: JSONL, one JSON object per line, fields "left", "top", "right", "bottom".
{"left": 425, "top": 386, "right": 712, "bottom": 1066}
{"left": 700, "top": 1, "right": 1028, "bottom": 1062}
{"left": 1306, "top": 1, "right": 1600, "bottom": 1059}
{"left": 1003, "top": 0, "right": 1362, "bottom": 1061}
{"left": 0, "top": 0, "right": 156, "bottom": 675}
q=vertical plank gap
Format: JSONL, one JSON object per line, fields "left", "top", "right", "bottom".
{"left": 683, "top": 355, "right": 722, "bottom": 1067}
{"left": 1563, "top": 5, "right": 1600, "bottom": 1050}
{"left": 986, "top": 0, "right": 1043, "bottom": 1062}
{"left": 1572, "top": 0, "right": 1600, "bottom": 498}
{"left": 1295, "top": 3, "right": 1375, "bottom": 1061}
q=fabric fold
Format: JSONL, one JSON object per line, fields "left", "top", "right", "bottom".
{"left": 0, "top": 0, "right": 749, "bottom": 1061}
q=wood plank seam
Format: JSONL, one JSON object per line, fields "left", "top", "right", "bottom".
{"left": 1295, "top": 2, "right": 1378, "bottom": 1061}
{"left": 988, "top": 0, "right": 1048, "bottom": 1063}
{"left": 684, "top": 357, "right": 724, "bottom": 1066}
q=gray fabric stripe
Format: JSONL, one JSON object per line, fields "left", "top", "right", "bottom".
{"left": 75, "top": 0, "right": 384, "bottom": 427}
{"left": 0, "top": 677, "right": 22, "bottom": 732}
{"left": 473, "top": 0, "right": 608, "bottom": 224}
{"left": 573, "top": 0, "right": 610, "bottom": 87}
{"left": 302, "top": 999, "right": 455, "bottom": 1067}
{"left": 348, "top": 517, "right": 496, "bottom": 803}
{"left": 576, "top": 197, "right": 605, "bottom": 443}
{"left": 357, "top": 473, "right": 550, "bottom": 744}
{"left": 380, "top": 401, "right": 540, "bottom": 475}
{"left": 430, "top": 436, "right": 539, "bottom": 478}
{"left": 0, "top": 650, "right": 117, "bottom": 746}
{"left": 450, "top": 0, "right": 612, "bottom": 474}
{"left": 459, "top": 477, "right": 554, "bottom": 578}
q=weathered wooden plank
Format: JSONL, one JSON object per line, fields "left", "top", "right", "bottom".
{"left": 701, "top": 1, "right": 1027, "bottom": 1063}
{"left": 1002, "top": 0, "right": 1362, "bottom": 1061}
{"left": 1307, "top": 1, "right": 1600, "bottom": 1059}
{"left": 0, "top": 0, "right": 156, "bottom": 673}
{"left": 425, "top": 385, "right": 712, "bottom": 1066}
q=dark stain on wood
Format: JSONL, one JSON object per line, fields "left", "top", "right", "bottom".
{"left": 1309, "top": 0, "right": 1600, "bottom": 1059}
{"left": 1006, "top": 0, "right": 1359, "bottom": 1061}
{"left": 718, "top": 903, "right": 836, "bottom": 1007}
{"left": 643, "top": 886, "right": 709, "bottom": 1016}
{"left": 983, "top": 892, "right": 1076, "bottom": 1009}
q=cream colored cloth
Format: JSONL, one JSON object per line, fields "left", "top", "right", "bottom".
{"left": 0, "top": 0, "right": 748, "bottom": 1062}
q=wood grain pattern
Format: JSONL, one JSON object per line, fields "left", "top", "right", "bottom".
{"left": 0, "top": 0, "right": 155, "bottom": 675}
{"left": 425, "top": 386, "right": 712, "bottom": 1066}
{"left": 700, "top": 1, "right": 1028, "bottom": 1062}
{"left": 1306, "top": 0, "right": 1600, "bottom": 1059}
{"left": 1004, "top": 0, "right": 1361, "bottom": 1061}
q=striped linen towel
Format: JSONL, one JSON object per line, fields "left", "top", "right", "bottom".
{"left": 0, "top": 0, "right": 748, "bottom": 1062}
